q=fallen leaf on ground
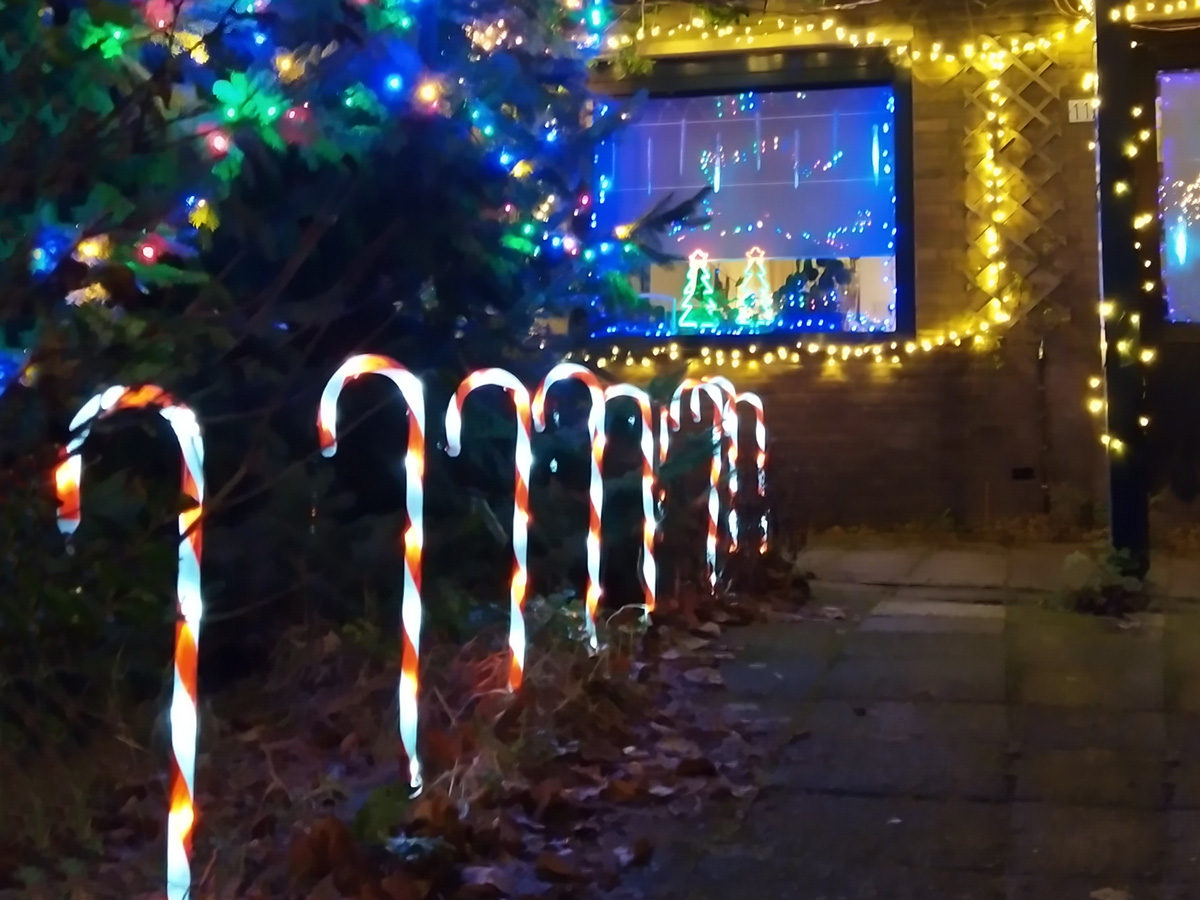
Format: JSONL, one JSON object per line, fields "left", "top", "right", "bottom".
{"left": 682, "top": 668, "right": 724, "bottom": 687}
{"left": 535, "top": 851, "right": 585, "bottom": 882}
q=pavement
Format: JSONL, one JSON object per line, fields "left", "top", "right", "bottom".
{"left": 613, "top": 583, "right": 1200, "bottom": 900}
{"left": 792, "top": 541, "right": 1200, "bottom": 600}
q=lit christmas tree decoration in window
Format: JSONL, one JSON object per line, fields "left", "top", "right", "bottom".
{"left": 594, "top": 85, "right": 899, "bottom": 338}
{"left": 1157, "top": 71, "right": 1200, "bottom": 323}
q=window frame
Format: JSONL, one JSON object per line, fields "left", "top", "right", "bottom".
{"left": 589, "top": 45, "right": 917, "bottom": 345}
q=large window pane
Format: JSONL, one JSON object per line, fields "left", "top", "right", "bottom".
{"left": 594, "top": 84, "right": 899, "bottom": 338}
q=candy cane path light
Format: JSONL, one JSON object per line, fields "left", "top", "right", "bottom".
{"left": 54, "top": 385, "right": 204, "bottom": 900}
{"left": 445, "top": 369, "right": 532, "bottom": 690}
{"left": 532, "top": 363, "right": 605, "bottom": 651}
{"left": 697, "top": 376, "right": 739, "bottom": 553}
{"left": 317, "top": 354, "right": 426, "bottom": 794}
{"left": 604, "top": 383, "right": 657, "bottom": 617}
{"left": 736, "top": 391, "right": 769, "bottom": 554}
{"left": 669, "top": 379, "right": 725, "bottom": 592}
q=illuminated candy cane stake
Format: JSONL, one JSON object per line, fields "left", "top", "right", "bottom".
{"left": 736, "top": 391, "right": 770, "bottom": 553}
{"left": 445, "top": 370, "right": 533, "bottom": 690}
{"left": 699, "top": 376, "right": 739, "bottom": 553}
{"left": 669, "top": 379, "right": 725, "bottom": 592}
{"left": 317, "top": 354, "right": 426, "bottom": 793}
{"left": 532, "top": 363, "right": 605, "bottom": 651}
{"left": 54, "top": 386, "right": 204, "bottom": 900}
{"left": 604, "top": 384, "right": 657, "bottom": 617}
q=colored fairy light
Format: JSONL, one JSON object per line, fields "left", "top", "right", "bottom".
{"left": 317, "top": 354, "right": 426, "bottom": 794}
{"left": 735, "top": 392, "right": 769, "bottom": 553}
{"left": 604, "top": 384, "right": 657, "bottom": 616}
{"left": 669, "top": 379, "right": 726, "bottom": 591}
{"left": 386, "top": 73, "right": 404, "bottom": 91}
{"left": 54, "top": 386, "right": 204, "bottom": 900}
{"left": 206, "top": 130, "right": 230, "bottom": 156}
{"left": 532, "top": 363, "right": 605, "bottom": 650}
{"left": 445, "top": 370, "right": 532, "bottom": 690}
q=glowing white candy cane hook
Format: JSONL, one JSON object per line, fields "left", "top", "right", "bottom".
{"left": 54, "top": 386, "right": 204, "bottom": 900}
{"left": 317, "top": 354, "right": 426, "bottom": 794}
{"left": 697, "top": 376, "right": 739, "bottom": 553}
{"left": 668, "top": 379, "right": 725, "bottom": 592}
{"left": 532, "top": 363, "right": 605, "bottom": 651}
{"left": 604, "top": 384, "right": 657, "bottom": 617}
{"left": 445, "top": 369, "right": 532, "bottom": 690}
{"left": 735, "top": 391, "right": 769, "bottom": 553}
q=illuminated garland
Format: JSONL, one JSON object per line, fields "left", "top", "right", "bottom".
{"left": 604, "top": 383, "right": 658, "bottom": 616}
{"left": 532, "top": 363, "right": 606, "bottom": 650}
{"left": 317, "top": 354, "right": 427, "bottom": 794}
{"left": 586, "top": 16, "right": 1097, "bottom": 368}
{"left": 445, "top": 370, "right": 534, "bottom": 689}
{"left": 54, "top": 386, "right": 205, "bottom": 900}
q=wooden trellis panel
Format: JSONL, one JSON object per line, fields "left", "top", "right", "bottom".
{"left": 954, "top": 39, "right": 1069, "bottom": 329}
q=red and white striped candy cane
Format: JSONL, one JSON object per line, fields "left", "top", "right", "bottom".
{"left": 54, "top": 386, "right": 204, "bottom": 900}
{"left": 532, "top": 363, "right": 605, "bottom": 651}
{"left": 698, "top": 376, "right": 739, "bottom": 553}
{"left": 735, "top": 391, "right": 769, "bottom": 554}
{"left": 604, "top": 384, "right": 656, "bottom": 617}
{"left": 445, "top": 369, "right": 532, "bottom": 690}
{"left": 318, "top": 354, "right": 426, "bottom": 793}
{"left": 668, "top": 379, "right": 725, "bottom": 592}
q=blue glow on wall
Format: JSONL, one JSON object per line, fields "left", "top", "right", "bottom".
{"left": 1159, "top": 70, "right": 1200, "bottom": 324}
{"left": 594, "top": 84, "right": 900, "bottom": 337}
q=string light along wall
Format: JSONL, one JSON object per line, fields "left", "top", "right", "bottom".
{"left": 1086, "top": 0, "right": 1200, "bottom": 563}
{"left": 317, "top": 354, "right": 427, "bottom": 794}
{"left": 532, "top": 363, "right": 607, "bottom": 651}
{"left": 445, "top": 370, "right": 535, "bottom": 690}
{"left": 603, "top": 383, "right": 659, "bottom": 615}
{"left": 578, "top": 17, "right": 1096, "bottom": 373}
{"left": 54, "top": 386, "right": 205, "bottom": 900}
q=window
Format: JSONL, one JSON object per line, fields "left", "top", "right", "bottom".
{"left": 593, "top": 80, "right": 904, "bottom": 338}
{"left": 1157, "top": 69, "right": 1200, "bottom": 323}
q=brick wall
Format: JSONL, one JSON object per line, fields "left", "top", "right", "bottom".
{"left": 648, "top": 10, "right": 1111, "bottom": 533}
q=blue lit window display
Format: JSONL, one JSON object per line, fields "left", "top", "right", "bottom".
{"left": 1158, "top": 70, "right": 1200, "bottom": 323}
{"left": 593, "top": 84, "right": 899, "bottom": 338}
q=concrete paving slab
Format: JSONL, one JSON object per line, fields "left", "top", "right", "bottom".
{"left": 874, "top": 597, "right": 1006, "bottom": 618}
{"left": 1009, "top": 803, "right": 1163, "bottom": 878}
{"left": 860, "top": 614, "right": 1005, "bottom": 634}
{"left": 805, "top": 699, "right": 1009, "bottom": 744}
{"left": 1015, "top": 666, "right": 1163, "bottom": 711}
{"left": 1011, "top": 707, "right": 1166, "bottom": 752}
{"left": 1008, "top": 545, "right": 1077, "bottom": 591}
{"left": 907, "top": 548, "right": 1009, "bottom": 588}
{"left": 823, "top": 654, "right": 1006, "bottom": 703}
{"left": 1012, "top": 748, "right": 1166, "bottom": 808}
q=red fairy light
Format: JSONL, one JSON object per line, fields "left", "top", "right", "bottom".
{"left": 205, "top": 130, "right": 230, "bottom": 157}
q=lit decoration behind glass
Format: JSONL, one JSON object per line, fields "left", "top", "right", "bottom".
{"left": 594, "top": 85, "right": 899, "bottom": 338}
{"left": 604, "top": 383, "right": 658, "bottom": 616}
{"left": 1157, "top": 70, "right": 1200, "bottom": 323}
{"left": 317, "top": 354, "right": 427, "bottom": 794}
{"left": 532, "top": 363, "right": 606, "bottom": 650}
{"left": 445, "top": 370, "right": 533, "bottom": 689}
{"left": 54, "top": 386, "right": 205, "bottom": 900}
